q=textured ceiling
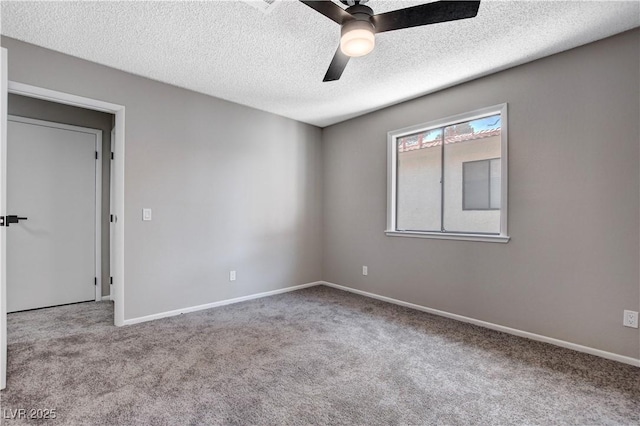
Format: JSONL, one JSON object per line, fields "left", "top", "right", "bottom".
{"left": 1, "top": 1, "right": 638, "bottom": 127}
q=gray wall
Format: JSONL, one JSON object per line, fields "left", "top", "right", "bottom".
{"left": 8, "top": 94, "right": 113, "bottom": 297}
{"left": 322, "top": 29, "right": 640, "bottom": 359}
{"left": 1, "top": 36, "right": 323, "bottom": 320}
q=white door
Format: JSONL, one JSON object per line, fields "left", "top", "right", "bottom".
{"left": 1, "top": 47, "right": 9, "bottom": 390}
{"left": 6, "top": 116, "right": 100, "bottom": 313}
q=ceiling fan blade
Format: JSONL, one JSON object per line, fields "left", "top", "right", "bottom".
{"left": 300, "top": 1, "right": 352, "bottom": 25}
{"left": 323, "top": 46, "right": 350, "bottom": 82}
{"left": 372, "top": 1, "right": 481, "bottom": 33}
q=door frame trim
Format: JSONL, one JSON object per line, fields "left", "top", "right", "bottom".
{"left": 7, "top": 115, "right": 103, "bottom": 303}
{"left": 6, "top": 81, "right": 126, "bottom": 327}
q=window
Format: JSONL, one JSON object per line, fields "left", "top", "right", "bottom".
{"left": 386, "top": 104, "right": 509, "bottom": 243}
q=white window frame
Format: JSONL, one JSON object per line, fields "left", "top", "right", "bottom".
{"left": 386, "top": 103, "right": 510, "bottom": 243}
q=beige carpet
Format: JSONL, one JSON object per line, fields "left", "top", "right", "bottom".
{"left": 1, "top": 286, "right": 639, "bottom": 425}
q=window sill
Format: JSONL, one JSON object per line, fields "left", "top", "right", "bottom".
{"left": 385, "top": 230, "right": 510, "bottom": 243}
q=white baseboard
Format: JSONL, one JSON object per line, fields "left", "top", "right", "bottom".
{"left": 101, "top": 295, "right": 111, "bottom": 302}
{"left": 321, "top": 281, "right": 640, "bottom": 367}
{"left": 123, "top": 281, "right": 323, "bottom": 326}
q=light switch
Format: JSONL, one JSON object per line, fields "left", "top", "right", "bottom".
{"left": 142, "top": 208, "right": 152, "bottom": 221}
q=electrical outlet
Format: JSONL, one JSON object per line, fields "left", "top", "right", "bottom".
{"left": 362, "top": 266, "right": 368, "bottom": 276}
{"left": 623, "top": 310, "right": 638, "bottom": 328}
{"left": 229, "top": 270, "right": 236, "bottom": 282}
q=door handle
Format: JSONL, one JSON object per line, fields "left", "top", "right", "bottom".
{"left": 5, "top": 215, "right": 28, "bottom": 227}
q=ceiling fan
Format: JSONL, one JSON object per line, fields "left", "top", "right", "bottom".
{"left": 300, "top": 0, "right": 481, "bottom": 82}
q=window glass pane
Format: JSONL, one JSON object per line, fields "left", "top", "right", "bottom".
{"left": 489, "top": 158, "right": 501, "bottom": 209}
{"left": 464, "top": 160, "right": 489, "bottom": 209}
{"left": 396, "top": 128, "right": 442, "bottom": 231}
{"left": 443, "top": 115, "right": 501, "bottom": 233}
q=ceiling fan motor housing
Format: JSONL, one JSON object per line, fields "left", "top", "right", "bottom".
{"left": 341, "top": 4, "right": 375, "bottom": 36}
{"left": 340, "top": 0, "right": 370, "bottom": 6}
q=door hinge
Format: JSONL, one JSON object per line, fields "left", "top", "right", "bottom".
{"left": 95, "top": 151, "right": 99, "bottom": 160}
{"left": 110, "top": 214, "right": 114, "bottom": 223}
{"left": 111, "top": 152, "right": 114, "bottom": 160}
{"left": 110, "top": 277, "right": 113, "bottom": 285}
{"left": 94, "top": 277, "right": 97, "bottom": 286}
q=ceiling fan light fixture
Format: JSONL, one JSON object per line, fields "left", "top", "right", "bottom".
{"left": 340, "top": 20, "right": 375, "bottom": 57}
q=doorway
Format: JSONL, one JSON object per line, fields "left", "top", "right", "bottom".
{"left": 0, "top": 63, "right": 127, "bottom": 389}
{"left": 7, "top": 93, "right": 116, "bottom": 305}
{"left": 4, "top": 81, "right": 126, "bottom": 328}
